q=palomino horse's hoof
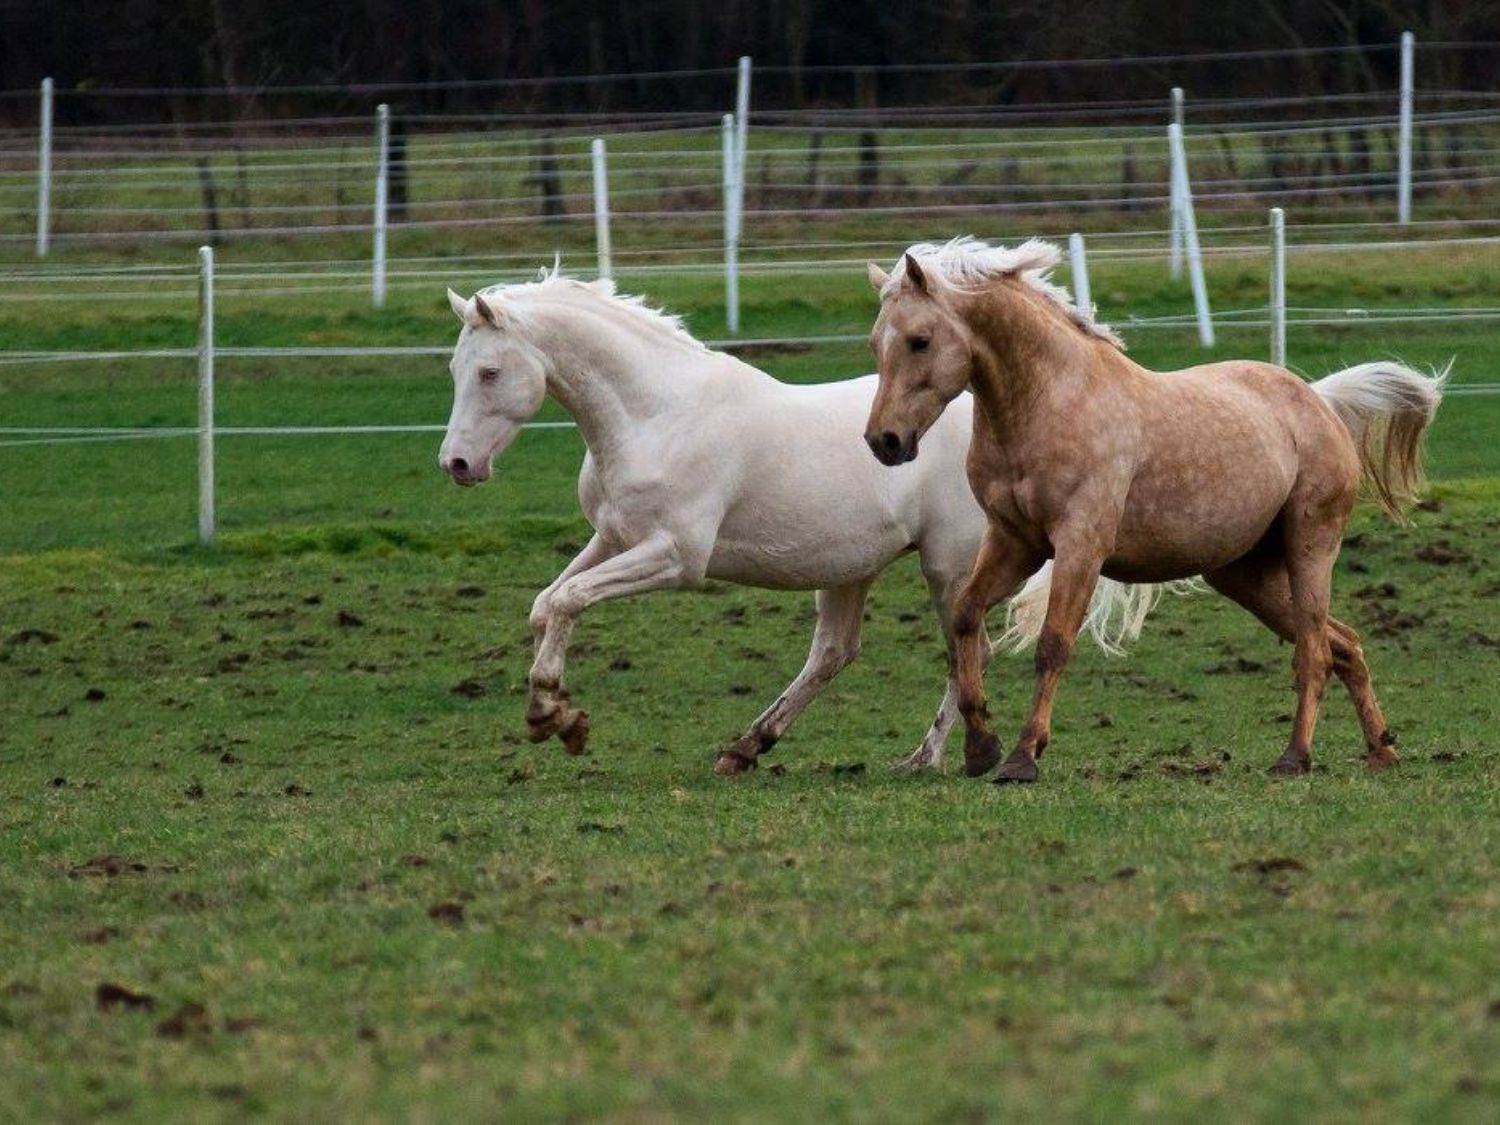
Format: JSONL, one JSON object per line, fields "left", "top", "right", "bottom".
{"left": 714, "top": 750, "right": 757, "bottom": 776}
{"left": 963, "top": 733, "right": 1002, "bottom": 778}
{"left": 558, "top": 710, "right": 590, "bottom": 756}
{"left": 1366, "top": 731, "right": 1399, "bottom": 772}
{"left": 1267, "top": 753, "right": 1311, "bottom": 777}
{"left": 992, "top": 750, "right": 1039, "bottom": 784}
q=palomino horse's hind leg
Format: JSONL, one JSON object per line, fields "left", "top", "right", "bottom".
{"left": 714, "top": 580, "right": 871, "bottom": 776}
{"left": 1327, "top": 618, "right": 1399, "bottom": 769}
{"left": 1269, "top": 508, "right": 1346, "bottom": 775}
{"left": 992, "top": 541, "right": 1107, "bottom": 784}
{"left": 1204, "top": 555, "right": 1398, "bottom": 771}
{"left": 950, "top": 530, "right": 1039, "bottom": 779}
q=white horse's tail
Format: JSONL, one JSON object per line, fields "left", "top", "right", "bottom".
{"left": 1312, "top": 360, "right": 1448, "bottom": 522}
{"left": 999, "top": 568, "right": 1200, "bottom": 656}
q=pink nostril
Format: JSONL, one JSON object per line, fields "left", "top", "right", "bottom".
{"left": 449, "top": 457, "right": 469, "bottom": 476}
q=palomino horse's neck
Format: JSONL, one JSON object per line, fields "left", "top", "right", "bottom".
{"left": 961, "top": 280, "right": 1108, "bottom": 431}
{"left": 521, "top": 293, "right": 707, "bottom": 460}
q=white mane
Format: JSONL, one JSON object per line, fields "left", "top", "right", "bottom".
{"left": 886, "top": 236, "right": 1124, "bottom": 349}
{"left": 479, "top": 264, "right": 709, "bottom": 353}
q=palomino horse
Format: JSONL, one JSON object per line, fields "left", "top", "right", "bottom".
{"left": 437, "top": 270, "right": 1159, "bottom": 773}
{"left": 864, "top": 238, "right": 1445, "bottom": 783}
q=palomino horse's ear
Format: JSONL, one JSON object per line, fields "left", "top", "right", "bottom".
{"left": 867, "top": 261, "right": 890, "bottom": 292}
{"left": 447, "top": 288, "right": 469, "bottom": 323}
{"left": 472, "top": 292, "right": 502, "bottom": 328}
{"left": 902, "top": 252, "right": 930, "bottom": 294}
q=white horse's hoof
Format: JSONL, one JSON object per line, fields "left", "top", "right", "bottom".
{"left": 895, "top": 747, "right": 942, "bottom": 773}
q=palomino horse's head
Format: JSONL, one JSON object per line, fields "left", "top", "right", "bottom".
{"left": 863, "top": 253, "right": 976, "bottom": 466}
{"left": 439, "top": 288, "right": 548, "bottom": 486}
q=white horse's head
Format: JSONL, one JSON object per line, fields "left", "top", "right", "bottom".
{"left": 439, "top": 288, "right": 548, "bottom": 486}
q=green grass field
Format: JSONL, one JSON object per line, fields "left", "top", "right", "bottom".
{"left": 2, "top": 233, "right": 1499, "bottom": 1118}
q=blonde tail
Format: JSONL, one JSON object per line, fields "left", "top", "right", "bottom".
{"left": 1312, "top": 360, "right": 1448, "bottom": 522}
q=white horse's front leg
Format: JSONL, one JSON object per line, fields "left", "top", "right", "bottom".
{"left": 529, "top": 533, "right": 614, "bottom": 648}
{"left": 526, "top": 532, "right": 694, "bottom": 755}
{"left": 716, "top": 580, "right": 871, "bottom": 776}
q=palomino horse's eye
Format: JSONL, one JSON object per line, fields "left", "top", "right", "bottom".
{"left": 478, "top": 368, "right": 500, "bottom": 384}
{"left": 909, "top": 336, "right": 931, "bottom": 353}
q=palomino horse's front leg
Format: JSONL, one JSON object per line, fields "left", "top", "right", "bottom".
{"left": 714, "top": 580, "right": 872, "bottom": 776}
{"left": 527, "top": 532, "right": 692, "bottom": 755}
{"left": 994, "top": 544, "right": 1107, "bottom": 784}
{"left": 951, "top": 531, "right": 1038, "bottom": 778}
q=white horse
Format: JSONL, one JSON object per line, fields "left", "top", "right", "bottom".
{"left": 438, "top": 271, "right": 1157, "bottom": 773}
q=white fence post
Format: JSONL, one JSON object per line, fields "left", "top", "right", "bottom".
{"left": 1269, "top": 207, "right": 1286, "bottom": 366}
{"left": 372, "top": 103, "right": 390, "bottom": 308}
{"left": 197, "top": 246, "right": 216, "bottom": 546}
{"left": 1397, "top": 31, "right": 1414, "bottom": 225}
{"left": 734, "top": 55, "right": 751, "bottom": 243}
{"left": 1168, "top": 122, "right": 1214, "bottom": 347}
{"left": 722, "top": 114, "right": 740, "bottom": 334}
{"left": 36, "top": 78, "right": 53, "bottom": 258}
{"left": 1068, "top": 232, "right": 1092, "bottom": 320}
{"left": 1168, "top": 86, "right": 1184, "bottom": 278}
{"left": 591, "top": 137, "right": 612, "bottom": 281}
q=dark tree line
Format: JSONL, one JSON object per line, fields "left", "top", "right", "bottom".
{"left": 1, "top": 0, "right": 1497, "bottom": 126}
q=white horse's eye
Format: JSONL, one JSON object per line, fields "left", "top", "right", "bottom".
{"left": 479, "top": 368, "right": 500, "bottom": 384}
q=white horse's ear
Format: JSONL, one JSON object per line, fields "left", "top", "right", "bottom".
{"left": 447, "top": 288, "right": 469, "bottom": 323}
{"left": 472, "top": 292, "right": 501, "bottom": 328}
{"left": 867, "top": 261, "right": 890, "bottom": 292}
{"left": 903, "top": 252, "right": 930, "bottom": 294}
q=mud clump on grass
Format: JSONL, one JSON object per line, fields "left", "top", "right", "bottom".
{"left": 1204, "top": 657, "right": 1265, "bottom": 675}
{"left": 577, "top": 821, "right": 625, "bottom": 835}
{"left": 96, "top": 982, "right": 155, "bottom": 1011}
{"left": 156, "top": 1001, "right": 212, "bottom": 1039}
{"left": 1414, "top": 542, "right": 1469, "bottom": 566}
{"left": 7, "top": 628, "right": 59, "bottom": 646}
{"left": 427, "top": 901, "right": 465, "bottom": 925}
{"left": 1232, "top": 856, "right": 1307, "bottom": 875}
{"left": 450, "top": 679, "right": 487, "bottom": 699}
{"left": 71, "top": 855, "right": 148, "bottom": 878}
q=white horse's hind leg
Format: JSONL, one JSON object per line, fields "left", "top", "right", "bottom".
{"left": 899, "top": 620, "right": 993, "bottom": 771}
{"left": 527, "top": 531, "right": 694, "bottom": 755}
{"left": 900, "top": 551, "right": 985, "bottom": 773}
{"left": 715, "top": 580, "right": 871, "bottom": 775}
{"left": 901, "top": 678, "right": 958, "bottom": 772}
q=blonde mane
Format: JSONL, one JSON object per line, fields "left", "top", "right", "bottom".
{"left": 479, "top": 265, "right": 709, "bottom": 353}
{"left": 886, "top": 236, "right": 1124, "bottom": 349}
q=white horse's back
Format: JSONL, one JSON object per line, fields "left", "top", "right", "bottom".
{"left": 702, "top": 372, "right": 982, "bottom": 590}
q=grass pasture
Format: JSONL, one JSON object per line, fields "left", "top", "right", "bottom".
{"left": 2, "top": 237, "right": 1500, "bottom": 1118}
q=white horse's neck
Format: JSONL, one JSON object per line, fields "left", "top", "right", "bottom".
{"left": 517, "top": 287, "right": 718, "bottom": 462}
